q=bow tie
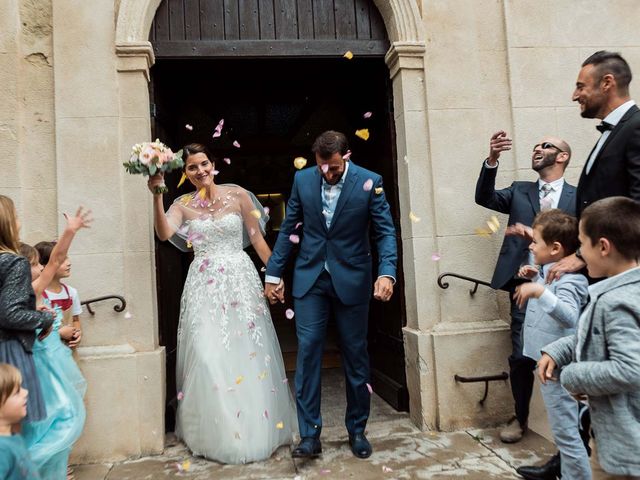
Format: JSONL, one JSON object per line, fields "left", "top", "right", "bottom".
{"left": 596, "top": 121, "right": 613, "bottom": 133}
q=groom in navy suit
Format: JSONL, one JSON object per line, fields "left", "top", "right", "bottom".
{"left": 265, "top": 130, "right": 397, "bottom": 459}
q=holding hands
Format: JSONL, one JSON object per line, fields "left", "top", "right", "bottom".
{"left": 488, "top": 130, "right": 512, "bottom": 166}
{"left": 264, "top": 280, "right": 285, "bottom": 305}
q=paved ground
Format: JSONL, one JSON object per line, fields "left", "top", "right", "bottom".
{"left": 73, "top": 369, "right": 556, "bottom": 479}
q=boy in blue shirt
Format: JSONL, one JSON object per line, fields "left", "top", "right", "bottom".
{"left": 513, "top": 209, "right": 591, "bottom": 479}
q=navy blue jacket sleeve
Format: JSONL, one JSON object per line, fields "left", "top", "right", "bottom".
{"left": 369, "top": 177, "right": 397, "bottom": 278}
{"left": 475, "top": 161, "right": 514, "bottom": 214}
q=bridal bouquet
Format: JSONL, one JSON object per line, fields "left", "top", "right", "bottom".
{"left": 123, "top": 140, "right": 184, "bottom": 194}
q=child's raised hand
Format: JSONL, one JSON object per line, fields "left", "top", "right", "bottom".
{"left": 64, "top": 206, "right": 93, "bottom": 232}
{"left": 518, "top": 265, "right": 539, "bottom": 279}
{"left": 513, "top": 282, "right": 545, "bottom": 309}
{"left": 537, "top": 353, "right": 557, "bottom": 384}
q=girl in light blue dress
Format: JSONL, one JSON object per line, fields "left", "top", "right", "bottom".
{"left": 19, "top": 207, "right": 91, "bottom": 479}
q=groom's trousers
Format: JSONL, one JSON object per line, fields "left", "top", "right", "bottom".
{"left": 294, "top": 271, "right": 370, "bottom": 439}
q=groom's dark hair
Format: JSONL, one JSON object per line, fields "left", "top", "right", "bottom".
{"left": 312, "top": 131, "right": 349, "bottom": 159}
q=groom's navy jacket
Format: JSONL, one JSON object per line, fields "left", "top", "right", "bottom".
{"left": 266, "top": 162, "right": 397, "bottom": 305}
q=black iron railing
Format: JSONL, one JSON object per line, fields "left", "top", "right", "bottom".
{"left": 437, "top": 272, "right": 491, "bottom": 296}
{"left": 81, "top": 295, "right": 127, "bottom": 315}
{"left": 455, "top": 372, "right": 509, "bottom": 406}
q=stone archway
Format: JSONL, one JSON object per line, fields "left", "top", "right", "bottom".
{"left": 113, "top": 0, "right": 437, "bottom": 435}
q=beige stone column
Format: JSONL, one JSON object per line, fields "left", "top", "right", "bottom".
{"left": 52, "top": 0, "right": 164, "bottom": 462}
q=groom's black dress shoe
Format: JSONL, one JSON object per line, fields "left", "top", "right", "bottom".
{"left": 292, "top": 437, "right": 322, "bottom": 458}
{"left": 516, "top": 452, "right": 561, "bottom": 479}
{"left": 348, "top": 433, "right": 372, "bottom": 459}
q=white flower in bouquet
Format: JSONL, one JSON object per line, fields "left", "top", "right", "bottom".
{"left": 123, "top": 140, "right": 183, "bottom": 194}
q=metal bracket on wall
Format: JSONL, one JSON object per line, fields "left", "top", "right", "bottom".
{"left": 437, "top": 272, "right": 492, "bottom": 296}
{"left": 454, "top": 372, "right": 509, "bottom": 406}
{"left": 81, "top": 295, "right": 127, "bottom": 316}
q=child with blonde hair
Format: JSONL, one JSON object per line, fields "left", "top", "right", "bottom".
{"left": 0, "top": 363, "right": 40, "bottom": 479}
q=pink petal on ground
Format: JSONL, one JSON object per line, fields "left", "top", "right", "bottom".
{"left": 363, "top": 112, "right": 373, "bottom": 119}
{"left": 289, "top": 234, "right": 300, "bottom": 244}
{"left": 382, "top": 466, "right": 393, "bottom": 473}
{"left": 431, "top": 253, "right": 441, "bottom": 261}
{"left": 366, "top": 383, "right": 373, "bottom": 394}
{"left": 185, "top": 124, "right": 193, "bottom": 131}
{"left": 223, "top": 157, "right": 231, "bottom": 164}
{"left": 124, "top": 311, "right": 132, "bottom": 319}
{"left": 320, "top": 469, "right": 331, "bottom": 475}
{"left": 285, "top": 309, "right": 295, "bottom": 320}
{"left": 233, "top": 140, "right": 241, "bottom": 148}
{"left": 363, "top": 179, "right": 373, "bottom": 191}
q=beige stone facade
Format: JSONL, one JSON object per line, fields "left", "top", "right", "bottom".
{"left": 1, "top": 0, "right": 639, "bottom": 462}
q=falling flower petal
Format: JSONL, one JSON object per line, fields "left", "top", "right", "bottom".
{"left": 343, "top": 50, "right": 353, "bottom": 59}
{"left": 213, "top": 169, "right": 220, "bottom": 176}
{"left": 487, "top": 215, "right": 500, "bottom": 233}
{"left": 375, "top": 187, "right": 383, "bottom": 195}
{"left": 124, "top": 311, "right": 132, "bottom": 319}
{"left": 431, "top": 253, "right": 441, "bottom": 261}
{"left": 342, "top": 150, "right": 352, "bottom": 161}
{"left": 366, "top": 383, "right": 373, "bottom": 394}
{"left": 258, "top": 371, "right": 268, "bottom": 380}
{"left": 382, "top": 466, "right": 393, "bottom": 473}
{"left": 474, "top": 227, "right": 492, "bottom": 238}
{"left": 233, "top": 140, "right": 241, "bottom": 148}
{"left": 355, "top": 129, "right": 370, "bottom": 141}
{"left": 321, "top": 164, "right": 329, "bottom": 173}
{"left": 363, "top": 112, "right": 373, "bottom": 119}
{"left": 276, "top": 421, "right": 284, "bottom": 429}
{"left": 249, "top": 352, "right": 257, "bottom": 358}
{"left": 289, "top": 234, "right": 300, "bottom": 244}
{"left": 250, "top": 209, "right": 262, "bottom": 219}
{"left": 282, "top": 378, "right": 289, "bottom": 384}
{"left": 285, "top": 309, "right": 295, "bottom": 320}
{"left": 293, "top": 157, "right": 307, "bottom": 169}
{"left": 236, "top": 410, "right": 241, "bottom": 418}
{"left": 363, "top": 179, "right": 373, "bottom": 191}
{"left": 185, "top": 124, "right": 193, "bottom": 131}
{"left": 235, "top": 375, "right": 244, "bottom": 384}
{"left": 320, "top": 469, "right": 332, "bottom": 475}
{"left": 409, "top": 211, "right": 421, "bottom": 223}
{"left": 295, "top": 222, "right": 303, "bottom": 229}
{"left": 223, "top": 157, "right": 231, "bottom": 165}
{"left": 212, "top": 130, "right": 221, "bottom": 138}
{"left": 177, "top": 391, "right": 184, "bottom": 401}
{"left": 264, "top": 410, "right": 269, "bottom": 419}
{"left": 404, "top": 155, "right": 409, "bottom": 164}
{"left": 235, "top": 432, "right": 241, "bottom": 439}
{"left": 264, "top": 207, "right": 270, "bottom": 215}
{"left": 260, "top": 266, "right": 266, "bottom": 272}
{"left": 177, "top": 172, "right": 187, "bottom": 188}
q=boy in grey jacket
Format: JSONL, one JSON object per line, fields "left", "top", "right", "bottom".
{"left": 539, "top": 197, "right": 640, "bottom": 478}
{"left": 513, "top": 209, "right": 591, "bottom": 479}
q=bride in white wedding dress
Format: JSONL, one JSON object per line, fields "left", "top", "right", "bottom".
{"left": 148, "top": 143, "right": 295, "bottom": 464}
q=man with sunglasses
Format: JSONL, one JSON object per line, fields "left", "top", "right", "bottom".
{"left": 475, "top": 131, "right": 576, "bottom": 452}
{"left": 547, "top": 50, "right": 640, "bottom": 284}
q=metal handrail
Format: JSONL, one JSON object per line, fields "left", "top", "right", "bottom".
{"left": 437, "top": 272, "right": 491, "bottom": 296}
{"left": 455, "top": 372, "right": 509, "bottom": 406}
{"left": 81, "top": 295, "right": 127, "bottom": 316}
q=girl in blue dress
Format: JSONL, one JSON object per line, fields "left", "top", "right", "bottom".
{"left": 20, "top": 207, "right": 92, "bottom": 480}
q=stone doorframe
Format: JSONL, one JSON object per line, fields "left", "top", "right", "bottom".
{"left": 114, "top": 0, "right": 437, "bottom": 430}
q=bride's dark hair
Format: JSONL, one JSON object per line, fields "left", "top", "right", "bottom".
{"left": 182, "top": 143, "right": 215, "bottom": 167}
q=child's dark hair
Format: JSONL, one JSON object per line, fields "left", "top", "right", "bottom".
{"left": 581, "top": 196, "right": 640, "bottom": 260}
{"left": 34, "top": 241, "right": 56, "bottom": 266}
{"left": 0, "top": 363, "right": 22, "bottom": 409}
{"left": 532, "top": 209, "right": 579, "bottom": 255}
{"left": 19, "top": 242, "right": 39, "bottom": 265}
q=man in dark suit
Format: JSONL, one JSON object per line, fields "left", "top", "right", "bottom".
{"left": 475, "top": 131, "right": 576, "bottom": 447}
{"left": 264, "top": 131, "right": 397, "bottom": 460}
{"left": 548, "top": 50, "right": 640, "bottom": 283}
